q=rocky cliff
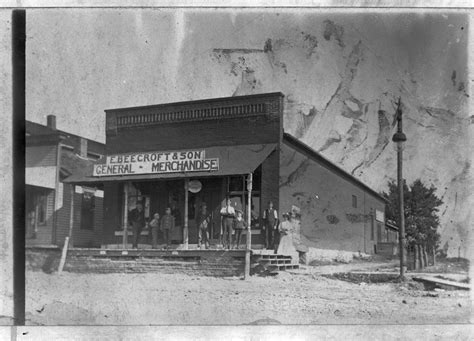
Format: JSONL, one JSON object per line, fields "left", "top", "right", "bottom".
{"left": 200, "top": 16, "right": 472, "bottom": 259}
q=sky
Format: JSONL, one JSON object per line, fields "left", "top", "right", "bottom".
{"left": 24, "top": 8, "right": 469, "bottom": 143}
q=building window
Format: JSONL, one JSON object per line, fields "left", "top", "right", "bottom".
{"left": 81, "top": 189, "right": 95, "bottom": 230}
{"left": 352, "top": 195, "right": 357, "bottom": 208}
{"left": 37, "top": 192, "right": 48, "bottom": 225}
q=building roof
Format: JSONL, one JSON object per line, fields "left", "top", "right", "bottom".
{"left": 104, "top": 92, "right": 285, "bottom": 113}
{"left": 26, "top": 120, "right": 60, "bottom": 136}
{"left": 60, "top": 152, "right": 100, "bottom": 183}
{"left": 282, "top": 132, "right": 388, "bottom": 203}
{"left": 26, "top": 120, "right": 105, "bottom": 155}
{"left": 63, "top": 143, "right": 276, "bottom": 185}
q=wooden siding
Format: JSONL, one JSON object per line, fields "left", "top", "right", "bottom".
{"left": 106, "top": 114, "right": 280, "bottom": 154}
{"left": 26, "top": 189, "right": 55, "bottom": 246}
{"left": 258, "top": 149, "right": 280, "bottom": 245}
{"left": 102, "top": 182, "right": 122, "bottom": 245}
{"left": 105, "top": 93, "right": 283, "bottom": 154}
{"left": 279, "top": 142, "right": 385, "bottom": 254}
{"left": 26, "top": 145, "right": 57, "bottom": 168}
{"left": 55, "top": 184, "right": 104, "bottom": 248}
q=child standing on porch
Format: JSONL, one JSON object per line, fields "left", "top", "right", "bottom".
{"left": 149, "top": 213, "right": 160, "bottom": 249}
{"left": 232, "top": 210, "right": 247, "bottom": 249}
{"left": 160, "top": 207, "right": 175, "bottom": 249}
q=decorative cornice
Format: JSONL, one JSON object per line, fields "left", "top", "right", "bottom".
{"left": 115, "top": 102, "right": 267, "bottom": 128}
{"left": 105, "top": 92, "right": 284, "bottom": 134}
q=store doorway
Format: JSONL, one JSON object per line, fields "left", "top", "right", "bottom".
{"left": 186, "top": 178, "right": 223, "bottom": 245}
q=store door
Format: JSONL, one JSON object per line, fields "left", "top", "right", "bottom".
{"left": 186, "top": 178, "right": 223, "bottom": 244}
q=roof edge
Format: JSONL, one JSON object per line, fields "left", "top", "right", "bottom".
{"left": 282, "top": 132, "right": 388, "bottom": 203}
{"left": 105, "top": 92, "right": 285, "bottom": 113}
{"left": 26, "top": 120, "right": 105, "bottom": 147}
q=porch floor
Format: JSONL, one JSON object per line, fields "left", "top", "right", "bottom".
{"left": 67, "top": 247, "right": 248, "bottom": 259}
{"left": 67, "top": 245, "right": 277, "bottom": 259}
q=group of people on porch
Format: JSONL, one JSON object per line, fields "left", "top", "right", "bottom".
{"left": 128, "top": 198, "right": 295, "bottom": 253}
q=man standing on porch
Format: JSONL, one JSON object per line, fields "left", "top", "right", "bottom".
{"left": 263, "top": 201, "right": 279, "bottom": 250}
{"left": 128, "top": 202, "right": 145, "bottom": 249}
{"left": 220, "top": 197, "right": 235, "bottom": 249}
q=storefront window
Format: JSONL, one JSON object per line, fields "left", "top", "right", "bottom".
{"left": 127, "top": 183, "right": 150, "bottom": 219}
{"left": 226, "top": 166, "right": 261, "bottom": 228}
{"left": 247, "top": 193, "right": 261, "bottom": 229}
{"left": 37, "top": 192, "right": 47, "bottom": 225}
{"left": 229, "top": 176, "right": 244, "bottom": 192}
{"left": 168, "top": 185, "right": 183, "bottom": 226}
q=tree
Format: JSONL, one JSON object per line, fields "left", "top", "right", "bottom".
{"left": 382, "top": 179, "right": 443, "bottom": 269}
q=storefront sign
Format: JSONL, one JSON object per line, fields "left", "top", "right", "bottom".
{"left": 93, "top": 150, "right": 219, "bottom": 176}
{"left": 188, "top": 180, "right": 202, "bottom": 193}
{"left": 375, "top": 209, "right": 385, "bottom": 222}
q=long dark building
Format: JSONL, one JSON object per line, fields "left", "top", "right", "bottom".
{"left": 65, "top": 92, "right": 390, "bottom": 257}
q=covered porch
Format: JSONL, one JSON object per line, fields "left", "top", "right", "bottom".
{"left": 63, "top": 143, "right": 277, "bottom": 250}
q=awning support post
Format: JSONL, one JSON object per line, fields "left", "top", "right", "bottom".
{"left": 58, "top": 184, "right": 75, "bottom": 274}
{"left": 123, "top": 182, "right": 129, "bottom": 249}
{"left": 244, "top": 172, "right": 253, "bottom": 279}
{"left": 34, "top": 198, "right": 39, "bottom": 237}
{"left": 183, "top": 179, "right": 189, "bottom": 250}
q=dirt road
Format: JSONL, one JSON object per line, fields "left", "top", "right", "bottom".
{"left": 25, "top": 269, "right": 471, "bottom": 326}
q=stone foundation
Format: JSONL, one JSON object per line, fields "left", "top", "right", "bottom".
{"left": 301, "top": 247, "right": 372, "bottom": 264}
{"left": 26, "top": 247, "right": 246, "bottom": 277}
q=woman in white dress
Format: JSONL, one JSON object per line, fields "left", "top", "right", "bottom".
{"left": 277, "top": 213, "right": 294, "bottom": 255}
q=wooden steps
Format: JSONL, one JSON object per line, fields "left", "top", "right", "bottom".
{"left": 250, "top": 253, "right": 299, "bottom": 275}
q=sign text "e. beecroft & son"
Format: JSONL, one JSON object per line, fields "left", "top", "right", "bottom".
{"left": 93, "top": 150, "right": 220, "bottom": 176}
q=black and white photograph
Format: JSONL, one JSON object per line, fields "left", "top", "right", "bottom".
{"left": 1, "top": 2, "right": 473, "bottom": 340}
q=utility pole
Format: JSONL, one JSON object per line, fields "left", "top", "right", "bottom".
{"left": 123, "top": 182, "right": 129, "bottom": 248}
{"left": 392, "top": 97, "right": 407, "bottom": 279}
{"left": 244, "top": 173, "right": 253, "bottom": 279}
{"left": 184, "top": 179, "right": 189, "bottom": 250}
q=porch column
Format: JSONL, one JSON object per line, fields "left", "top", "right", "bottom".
{"left": 58, "top": 185, "right": 75, "bottom": 274}
{"left": 245, "top": 173, "right": 253, "bottom": 279}
{"left": 68, "top": 185, "right": 75, "bottom": 242}
{"left": 122, "top": 182, "right": 129, "bottom": 249}
{"left": 183, "top": 178, "right": 189, "bottom": 249}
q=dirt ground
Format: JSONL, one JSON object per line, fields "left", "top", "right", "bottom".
{"left": 25, "top": 260, "right": 472, "bottom": 326}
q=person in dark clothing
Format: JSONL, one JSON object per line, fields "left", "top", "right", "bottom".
{"left": 232, "top": 210, "right": 247, "bottom": 249}
{"left": 196, "top": 203, "right": 211, "bottom": 249}
{"left": 263, "top": 201, "right": 279, "bottom": 250}
{"left": 128, "top": 202, "right": 145, "bottom": 249}
{"left": 160, "top": 207, "right": 175, "bottom": 249}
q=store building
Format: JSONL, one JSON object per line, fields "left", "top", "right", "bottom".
{"left": 26, "top": 116, "right": 105, "bottom": 248}
{"left": 65, "top": 92, "right": 387, "bottom": 255}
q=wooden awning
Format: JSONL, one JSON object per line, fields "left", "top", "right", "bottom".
{"left": 63, "top": 143, "right": 277, "bottom": 185}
